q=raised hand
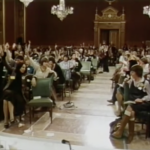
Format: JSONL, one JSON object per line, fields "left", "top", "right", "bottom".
{"left": 12, "top": 43, "right": 16, "bottom": 49}
{"left": 135, "top": 99, "right": 143, "bottom": 103}
{"left": 31, "top": 77, "right": 36, "bottom": 87}
{"left": 4, "top": 43, "right": 9, "bottom": 51}
{"left": 0, "top": 45, "right": 4, "bottom": 56}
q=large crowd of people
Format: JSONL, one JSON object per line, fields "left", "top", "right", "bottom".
{"left": 0, "top": 40, "right": 150, "bottom": 144}
{"left": 0, "top": 41, "right": 100, "bottom": 129}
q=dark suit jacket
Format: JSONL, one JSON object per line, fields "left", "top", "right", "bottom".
{"left": 54, "top": 64, "right": 66, "bottom": 84}
{"left": 74, "top": 58, "right": 82, "bottom": 72}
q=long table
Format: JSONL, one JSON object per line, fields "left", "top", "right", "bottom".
{"left": 0, "top": 132, "right": 102, "bottom": 150}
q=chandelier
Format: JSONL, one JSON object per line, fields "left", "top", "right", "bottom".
{"left": 20, "top": 0, "right": 34, "bottom": 7}
{"left": 143, "top": 5, "right": 150, "bottom": 17}
{"left": 51, "top": 0, "right": 74, "bottom": 21}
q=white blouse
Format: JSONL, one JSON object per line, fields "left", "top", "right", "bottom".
{"left": 127, "top": 77, "right": 150, "bottom": 101}
{"left": 143, "top": 64, "right": 149, "bottom": 74}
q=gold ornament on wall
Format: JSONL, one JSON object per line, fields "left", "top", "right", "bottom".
{"left": 105, "top": 0, "right": 117, "bottom": 5}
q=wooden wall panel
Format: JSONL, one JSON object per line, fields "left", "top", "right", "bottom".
{"left": 15, "top": 0, "right": 24, "bottom": 43}
{"left": 4, "top": 0, "right": 150, "bottom": 46}
{"left": 0, "top": 1, "right": 2, "bottom": 44}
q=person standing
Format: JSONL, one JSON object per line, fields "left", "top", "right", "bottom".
{"left": 102, "top": 43, "right": 109, "bottom": 72}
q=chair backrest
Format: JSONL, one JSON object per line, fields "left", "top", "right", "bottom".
{"left": 62, "top": 69, "right": 71, "bottom": 80}
{"left": 32, "top": 75, "right": 54, "bottom": 97}
{"left": 118, "top": 75, "right": 126, "bottom": 84}
{"left": 92, "top": 59, "right": 98, "bottom": 67}
{"left": 81, "top": 61, "right": 91, "bottom": 70}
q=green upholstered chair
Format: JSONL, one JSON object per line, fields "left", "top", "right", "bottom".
{"left": 62, "top": 69, "right": 73, "bottom": 94}
{"left": 28, "top": 76, "right": 54, "bottom": 124}
{"left": 92, "top": 58, "right": 98, "bottom": 71}
{"left": 56, "top": 68, "right": 66, "bottom": 100}
{"left": 80, "top": 61, "right": 92, "bottom": 83}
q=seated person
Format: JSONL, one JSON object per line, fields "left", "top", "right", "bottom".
{"left": 107, "top": 59, "right": 137, "bottom": 105}
{"left": 139, "top": 57, "right": 149, "bottom": 75}
{"left": 59, "top": 55, "right": 73, "bottom": 80}
{"left": 28, "top": 55, "right": 57, "bottom": 78}
{"left": 57, "top": 53, "right": 64, "bottom": 63}
{"left": 48, "top": 56, "right": 65, "bottom": 87}
{"left": 24, "top": 58, "right": 34, "bottom": 74}
{"left": 26, "top": 51, "right": 57, "bottom": 106}
{"left": 110, "top": 51, "right": 127, "bottom": 81}
{"left": 115, "top": 60, "right": 138, "bottom": 115}
{"left": 70, "top": 53, "right": 82, "bottom": 89}
{"left": 111, "top": 65, "right": 150, "bottom": 143}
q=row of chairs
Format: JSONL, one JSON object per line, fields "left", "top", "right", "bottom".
{"left": 0, "top": 58, "right": 99, "bottom": 125}
{"left": 58, "top": 59, "right": 99, "bottom": 99}
{"left": 28, "top": 59, "right": 99, "bottom": 124}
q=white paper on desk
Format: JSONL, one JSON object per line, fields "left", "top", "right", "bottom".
{"left": 33, "top": 96, "right": 41, "bottom": 99}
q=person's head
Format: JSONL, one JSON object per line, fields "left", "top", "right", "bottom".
{"left": 140, "top": 57, "right": 148, "bottom": 65}
{"left": 50, "top": 54, "right": 55, "bottom": 58}
{"left": 33, "top": 48, "right": 37, "bottom": 53}
{"left": 130, "top": 65, "right": 143, "bottom": 79}
{"left": 39, "top": 57, "right": 49, "bottom": 67}
{"left": 60, "top": 53, "right": 64, "bottom": 59}
{"left": 14, "top": 51, "right": 19, "bottom": 57}
{"left": 125, "top": 51, "right": 130, "bottom": 57}
{"left": 49, "top": 57, "right": 56, "bottom": 66}
{"left": 72, "top": 53, "right": 76, "bottom": 59}
{"left": 16, "top": 62, "right": 27, "bottom": 74}
{"left": 5, "top": 43, "right": 10, "bottom": 50}
{"left": 25, "top": 58, "right": 30, "bottom": 66}
{"left": 131, "top": 51, "right": 137, "bottom": 56}
{"left": 19, "top": 51, "right": 24, "bottom": 56}
{"left": 129, "top": 60, "right": 137, "bottom": 70}
{"left": 15, "top": 56, "right": 24, "bottom": 63}
{"left": 120, "top": 50, "right": 124, "bottom": 56}
{"left": 63, "top": 55, "right": 69, "bottom": 62}
{"left": 32, "top": 54, "right": 39, "bottom": 60}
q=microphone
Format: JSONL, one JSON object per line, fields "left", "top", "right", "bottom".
{"left": 62, "top": 139, "right": 72, "bottom": 150}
